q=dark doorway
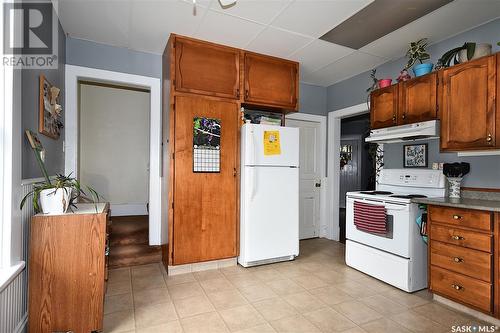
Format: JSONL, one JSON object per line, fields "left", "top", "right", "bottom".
{"left": 339, "top": 114, "right": 375, "bottom": 243}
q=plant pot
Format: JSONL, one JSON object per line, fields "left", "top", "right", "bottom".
{"left": 458, "top": 43, "right": 492, "bottom": 63}
{"left": 39, "top": 187, "right": 72, "bottom": 214}
{"left": 447, "top": 177, "right": 462, "bottom": 199}
{"left": 378, "top": 79, "right": 392, "bottom": 88}
{"left": 413, "top": 63, "right": 433, "bottom": 77}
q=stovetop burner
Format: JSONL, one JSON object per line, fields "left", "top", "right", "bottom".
{"left": 390, "top": 194, "right": 428, "bottom": 199}
{"left": 359, "top": 191, "right": 393, "bottom": 195}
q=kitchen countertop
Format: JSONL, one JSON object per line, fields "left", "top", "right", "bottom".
{"left": 412, "top": 196, "right": 500, "bottom": 212}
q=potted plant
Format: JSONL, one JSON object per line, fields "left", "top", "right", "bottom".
{"left": 438, "top": 42, "right": 492, "bottom": 68}
{"left": 21, "top": 174, "right": 100, "bottom": 214}
{"left": 405, "top": 38, "right": 433, "bottom": 77}
{"left": 21, "top": 130, "right": 100, "bottom": 214}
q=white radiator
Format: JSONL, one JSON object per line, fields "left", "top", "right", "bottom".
{"left": 0, "top": 180, "right": 38, "bottom": 333}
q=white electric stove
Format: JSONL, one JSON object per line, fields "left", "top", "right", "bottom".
{"left": 345, "top": 169, "right": 446, "bottom": 292}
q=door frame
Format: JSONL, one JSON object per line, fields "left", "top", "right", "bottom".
{"left": 339, "top": 134, "right": 363, "bottom": 208}
{"left": 65, "top": 65, "right": 165, "bottom": 245}
{"left": 328, "top": 103, "right": 370, "bottom": 241}
{"left": 285, "top": 113, "right": 328, "bottom": 238}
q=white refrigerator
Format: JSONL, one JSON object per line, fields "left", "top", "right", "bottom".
{"left": 238, "top": 123, "right": 300, "bottom": 267}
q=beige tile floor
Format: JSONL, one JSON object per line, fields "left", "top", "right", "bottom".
{"left": 104, "top": 238, "right": 493, "bottom": 333}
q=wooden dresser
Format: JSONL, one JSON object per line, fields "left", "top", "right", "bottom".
{"left": 28, "top": 203, "right": 110, "bottom": 333}
{"left": 428, "top": 205, "right": 495, "bottom": 315}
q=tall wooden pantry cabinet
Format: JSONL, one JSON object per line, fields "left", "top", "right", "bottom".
{"left": 163, "top": 34, "right": 299, "bottom": 268}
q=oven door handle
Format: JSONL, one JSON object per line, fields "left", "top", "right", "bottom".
{"left": 348, "top": 198, "right": 408, "bottom": 211}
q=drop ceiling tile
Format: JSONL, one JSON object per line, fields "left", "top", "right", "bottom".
{"left": 59, "top": 0, "right": 131, "bottom": 48}
{"left": 246, "top": 27, "right": 312, "bottom": 58}
{"left": 360, "top": 0, "right": 500, "bottom": 59}
{"left": 271, "top": 0, "right": 373, "bottom": 38}
{"left": 303, "top": 51, "right": 387, "bottom": 86}
{"left": 129, "top": 0, "right": 207, "bottom": 53}
{"left": 209, "top": 0, "right": 291, "bottom": 24}
{"left": 195, "top": 10, "right": 265, "bottom": 48}
{"left": 289, "top": 39, "right": 355, "bottom": 75}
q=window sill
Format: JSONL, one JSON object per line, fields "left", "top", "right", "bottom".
{"left": 0, "top": 261, "right": 25, "bottom": 292}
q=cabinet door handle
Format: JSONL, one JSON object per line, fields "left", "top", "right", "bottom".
{"left": 486, "top": 134, "right": 493, "bottom": 143}
{"left": 452, "top": 257, "right": 464, "bottom": 263}
{"left": 451, "top": 235, "right": 464, "bottom": 241}
{"left": 451, "top": 284, "right": 464, "bottom": 291}
{"left": 392, "top": 115, "right": 397, "bottom": 123}
{"left": 402, "top": 113, "right": 406, "bottom": 120}
{"left": 453, "top": 215, "right": 462, "bottom": 220}
{"left": 236, "top": 88, "right": 240, "bottom": 98}
{"left": 245, "top": 89, "right": 249, "bottom": 99}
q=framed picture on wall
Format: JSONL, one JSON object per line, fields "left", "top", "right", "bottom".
{"left": 403, "top": 143, "right": 428, "bottom": 168}
{"left": 39, "top": 75, "right": 63, "bottom": 139}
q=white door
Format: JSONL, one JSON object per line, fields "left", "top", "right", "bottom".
{"left": 286, "top": 119, "right": 321, "bottom": 239}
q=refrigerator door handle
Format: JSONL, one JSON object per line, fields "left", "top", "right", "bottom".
{"left": 251, "top": 128, "right": 257, "bottom": 166}
{"left": 250, "top": 167, "right": 258, "bottom": 200}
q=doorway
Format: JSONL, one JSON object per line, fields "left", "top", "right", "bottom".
{"left": 286, "top": 113, "right": 327, "bottom": 240}
{"left": 79, "top": 81, "right": 161, "bottom": 267}
{"left": 338, "top": 114, "right": 375, "bottom": 243}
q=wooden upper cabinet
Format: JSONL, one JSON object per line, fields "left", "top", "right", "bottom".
{"left": 370, "top": 84, "right": 398, "bottom": 129}
{"left": 244, "top": 52, "right": 299, "bottom": 111}
{"left": 399, "top": 73, "right": 438, "bottom": 125}
{"left": 174, "top": 36, "right": 240, "bottom": 99}
{"left": 440, "top": 55, "right": 497, "bottom": 151}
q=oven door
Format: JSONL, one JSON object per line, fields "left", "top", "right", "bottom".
{"left": 346, "top": 197, "right": 410, "bottom": 258}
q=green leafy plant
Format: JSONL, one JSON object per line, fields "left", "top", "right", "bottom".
{"left": 438, "top": 42, "right": 477, "bottom": 68}
{"left": 21, "top": 130, "right": 100, "bottom": 213}
{"left": 20, "top": 173, "right": 100, "bottom": 213}
{"left": 405, "top": 38, "right": 431, "bottom": 70}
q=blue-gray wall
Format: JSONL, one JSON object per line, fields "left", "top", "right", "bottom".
{"left": 66, "top": 37, "right": 328, "bottom": 116}
{"left": 22, "top": 10, "right": 66, "bottom": 179}
{"left": 66, "top": 37, "right": 162, "bottom": 78}
{"left": 327, "top": 18, "right": 500, "bottom": 189}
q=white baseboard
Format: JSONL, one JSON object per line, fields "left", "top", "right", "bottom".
{"left": 110, "top": 203, "right": 148, "bottom": 216}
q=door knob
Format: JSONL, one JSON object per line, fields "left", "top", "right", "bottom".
{"left": 315, "top": 182, "right": 321, "bottom": 188}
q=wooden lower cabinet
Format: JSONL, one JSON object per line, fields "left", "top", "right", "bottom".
{"left": 428, "top": 205, "right": 495, "bottom": 316}
{"left": 171, "top": 95, "right": 238, "bottom": 265}
{"left": 28, "top": 203, "right": 109, "bottom": 333}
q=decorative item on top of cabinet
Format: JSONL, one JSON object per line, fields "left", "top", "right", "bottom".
{"left": 370, "top": 84, "right": 398, "bottom": 129}
{"left": 399, "top": 72, "right": 438, "bottom": 124}
{"left": 440, "top": 54, "right": 496, "bottom": 151}
{"left": 244, "top": 52, "right": 298, "bottom": 112}
{"left": 173, "top": 35, "right": 240, "bottom": 99}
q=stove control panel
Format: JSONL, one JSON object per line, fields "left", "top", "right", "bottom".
{"left": 380, "top": 169, "right": 445, "bottom": 188}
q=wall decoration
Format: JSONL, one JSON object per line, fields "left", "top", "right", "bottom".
{"left": 39, "top": 75, "right": 63, "bottom": 139}
{"left": 193, "top": 117, "right": 221, "bottom": 173}
{"left": 403, "top": 143, "right": 428, "bottom": 168}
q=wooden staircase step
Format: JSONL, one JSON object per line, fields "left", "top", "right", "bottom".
{"left": 109, "top": 244, "right": 162, "bottom": 268}
{"left": 108, "top": 215, "right": 161, "bottom": 268}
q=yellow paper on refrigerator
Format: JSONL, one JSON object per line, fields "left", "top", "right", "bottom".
{"left": 263, "top": 130, "right": 281, "bottom": 155}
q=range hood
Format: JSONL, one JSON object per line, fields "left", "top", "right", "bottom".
{"left": 365, "top": 120, "right": 440, "bottom": 143}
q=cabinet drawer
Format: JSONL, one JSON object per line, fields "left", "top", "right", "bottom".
{"left": 430, "top": 240, "right": 491, "bottom": 282}
{"left": 430, "top": 224, "right": 492, "bottom": 252}
{"left": 430, "top": 266, "right": 492, "bottom": 313}
{"left": 429, "top": 206, "right": 492, "bottom": 231}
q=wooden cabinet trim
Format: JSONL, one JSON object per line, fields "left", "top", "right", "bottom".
{"left": 243, "top": 52, "right": 299, "bottom": 111}
{"left": 174, "top": 36, "right": 241, "bottom": 99}
{"left": 370, "top": 84, "right": 399, "bottom": 129}
{"left": 399, "top": 72, "right": 438, "bottom": 125}
{"left": 440, "top": 55, "right": 497, "bottom": 151}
